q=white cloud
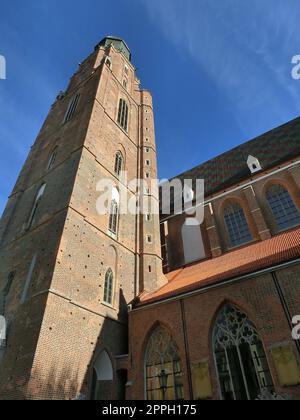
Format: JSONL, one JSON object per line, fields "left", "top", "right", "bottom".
{"left": 143, "top": 0, "right": 300, "bottom": 136}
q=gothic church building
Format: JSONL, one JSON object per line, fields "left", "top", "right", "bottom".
{"left": 0, "top": 37, "right": 300, "bottom": 400}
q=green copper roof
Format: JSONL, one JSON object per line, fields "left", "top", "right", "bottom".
{"left": 96, "top": 36, "right": 131, "bottom": 62}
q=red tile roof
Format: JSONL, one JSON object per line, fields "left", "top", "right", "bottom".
{"left": 138, "top": 227, "right": 300, "bottom": 306}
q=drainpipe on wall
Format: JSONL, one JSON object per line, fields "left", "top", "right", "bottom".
{"left": 180, "top": 299, "right": 194, "bottom": 400}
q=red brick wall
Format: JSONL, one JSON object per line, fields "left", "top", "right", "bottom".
{"left": 128, "top": 264, "right": 300, "bottom": 400}
{"left": 162, "top": 162, "right": 300, "bottom": 272}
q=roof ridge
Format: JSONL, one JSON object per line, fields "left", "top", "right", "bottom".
{"left": 169, "top": 115, "right": 300, "bottom": 182}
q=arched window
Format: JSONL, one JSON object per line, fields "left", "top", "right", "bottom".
{"left": 114, "top": 152, "right": 124, "bottom": 177}
{"left": 108, "top": 187, "right": 120, "bottom": 236}
{"left": 103, "top": 268, "right": 114, "bottom": 305}
{"left": 27, "top": 184, "right": 46, "bottom": 230}
{"left": 213, "top": 303, "right": 273, "bottom": 400}
{"left": 0, "top": 271, "right": 15, "bottom": 315}
{"left": 266, "top": 184, "right": 300, "bottom": 231}
{"left": 117, "top": 98, "right": 128, "bottom": 131}
{"left": 21, "top": 254, "right": 37, "bottom": 303}
{"left": 105, "top": 57, "right": 112, "bottom": 69}
{"left": 145, "top": 326, "right": 183, "bottom": 400}
{"left": 47, "top": 147, "right": 58, "bottom": 170}
{"left": 64, "top": 93, "right": 80, "bottom": 123}
{"left": 224, "top": 202, "right": 252, "bottom": 247}
{"left": 91, "top": 350, "right": 113, "bottom": 400}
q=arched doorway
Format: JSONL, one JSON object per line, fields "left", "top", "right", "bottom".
{"left": 145, "top": 325, "right": 184, "bottom": 400}
{"left": 91, "top": 351, "right": 114, "bottom": 400}
{"left": 213, "top": 303, "right": 273, "bottom": 400}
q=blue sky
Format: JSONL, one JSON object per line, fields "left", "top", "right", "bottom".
{"left": 1, "top": 0, "right": 300, "bottom": 215}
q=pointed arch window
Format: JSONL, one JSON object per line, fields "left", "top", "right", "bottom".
{"left": 266, "top": 184, "right": 300, "bottom": 231}
{"left": 109, "top": 201, "right": 119, "bottom": 235}
{"left": 0, "top": 271, "right": 15, "bottom": 315}
{"left": 64, "top": 93, "right": 80, "bottom": 123}
{"left": 27, "top": 184, "right": 46, "bottom": 230}
{"left": 117, "top": 98, "right": 128, "bottom": 131}
{"left": 114, "top": 152, "right": 124, "bottom": 177}
{"left": 105, "top": 57, "right": 112, "bottom": 69}
{"left": 21, "top": 254, "right": 37, "bottom": 303}
{"left": 213, "top": 303, "right": 273, "bottom": 400}
{"left": 224, "top": 202, "right": 252, "bottom": 247}
{"left": 103, "top": 268, "right": 114, "bottom": 305}
{"left": 108, "top": 188, "right": 120, "bottom": 236}
{"left": 145, "top": 326, "right": 184, "bottom": 400}
{"left": 47, "top": 147, "right": 58, "bottom": 170}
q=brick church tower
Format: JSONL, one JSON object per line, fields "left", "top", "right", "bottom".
{"left": 0, "top": 37, "right": 165, "bottom": 400}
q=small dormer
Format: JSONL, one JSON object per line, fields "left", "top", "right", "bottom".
{"left": 247, "top": 155, "right": 262, "bottom": 174}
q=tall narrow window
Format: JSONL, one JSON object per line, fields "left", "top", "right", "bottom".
{"left": 266, "top": 184, "right": 300, "bottom": 231}
{"left": 27, "top": 184, "right": 46, "bottom": 230}
{"left": 213, "top": 303, "right": 273, "bottom": 400}
{"left": 21, "top": 254, "right": 37, "bottom": 303}
{"left": 47, "top": 147, "right": 58, "bottom": 170}
{"left": 224, "top": 202, "right": 252, "bottom": 247}
{"left": 64, "top": 93, "right": 80, "bottom": 123}
{"left": 103, "top": 268, "right": 114, "bottom": 305}
{"left": 0, "top": 271, "right": 15, "bottom": 315}
{"left": 114, "top": 152, "right": 124, "bottom": 177}
{"left": 105, "top": 57, "right": 112, "bottom": 69}
{"left": 108, "top": 187, "right": 120, "bottom": 236}
{"left": 145, "top": 326, "right": 184, "bottom": 400}
{"left": 117, "top": 98, "right": 128, "bottom": 131}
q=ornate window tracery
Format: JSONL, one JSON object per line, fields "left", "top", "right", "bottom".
{"left": 213, "top": 304, "right": 273, "bottom": 400}
{"left": 145, "top": 326, "right": 184, "bottom": 400}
